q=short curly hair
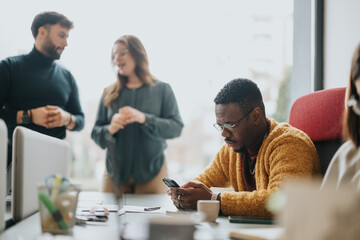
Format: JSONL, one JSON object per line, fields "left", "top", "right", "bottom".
{"left": 214, "top": 78, "right": 265, "bottom": 116}
{"left": 31, "top": 11, "right": 73, "bottom": 38}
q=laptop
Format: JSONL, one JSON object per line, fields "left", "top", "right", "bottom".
{"left": 280, "top": 180, "right": 360, "bottom": 240}
{"left": 11, "top": 126, "right": 70, "bottom": 222}
{"left": 0, "top": 119, "right": 7, "bottom": 231}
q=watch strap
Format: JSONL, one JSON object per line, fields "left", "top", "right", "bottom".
{"left": 211, "top": 192, "right": 219, "bottom": 201}
{"left": 21, "top": 110, "right": 31, "bottom": 125}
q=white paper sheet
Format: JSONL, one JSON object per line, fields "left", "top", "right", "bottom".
{"left": 118, "top": 205, "right": 166, "bottom": 215}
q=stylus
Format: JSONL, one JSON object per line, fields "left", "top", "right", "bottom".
{"left": 144, "top": 206, "right": 161, "bottom": 211}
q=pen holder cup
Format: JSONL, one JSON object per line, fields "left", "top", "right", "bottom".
{"left": 38, "top": 184, "right": 80, "bottom": 234}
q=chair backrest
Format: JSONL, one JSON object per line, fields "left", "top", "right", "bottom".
{"left": 11, "top": 126, "right": 70, "bottom": 222}
{"left": 0, "top": 119, "right": 7, "bottom": 231}
{"left": 289, "top": 88, "right": 346, "bottom": 175}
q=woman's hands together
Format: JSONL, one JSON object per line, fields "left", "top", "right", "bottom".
{"left": 108, "top": 106, "right": 145, "bottom": 135}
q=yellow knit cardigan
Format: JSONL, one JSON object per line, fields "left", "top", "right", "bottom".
{"left": 193, "top": 118, "right": 320, "bottom": 217}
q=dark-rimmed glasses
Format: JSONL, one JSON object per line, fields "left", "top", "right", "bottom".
{"left": 213, "top": 107, "right": 255, "bottom": 132}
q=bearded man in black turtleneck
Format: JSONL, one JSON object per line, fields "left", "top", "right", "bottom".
{"left": 0, "top": 12, "right": 84, "bottom": 168}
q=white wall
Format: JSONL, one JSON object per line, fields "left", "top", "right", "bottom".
{"left": 324, "top": 0, "right": 360, "bottom": 89}
{"left": 291, "top": 0, "right": 312, "bottom": 105}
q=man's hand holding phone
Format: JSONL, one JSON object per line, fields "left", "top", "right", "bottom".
{"left": 164, "top": 179, "right": 213, "bottom": 210}
{"left": 162, "top": 177, "right": 180, "bottom": 188}
{"left": 163, "top": 178, "right": 183, "bottom": 209}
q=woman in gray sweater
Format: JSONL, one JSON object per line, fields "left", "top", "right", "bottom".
{"left": 91, "top": 35, "right": 183, "bottom": 194}
{"left": 321, "top": 43, "right": 360, "bottom": 191}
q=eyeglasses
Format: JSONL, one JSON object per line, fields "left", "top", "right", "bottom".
{"left": 113, "top": 49, "right": 129, "bottom": 59}
{"left": 213, "top": 107, "right": 255, "bottom": 133}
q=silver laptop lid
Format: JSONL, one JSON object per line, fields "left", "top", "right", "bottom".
{"left": 0, "top": 119, "right": 7, "bottom": 231}
{"left": 11, "top": 127, "right": 70, "bottom": 222}
{"left": 280, "top": 180, "right": 360, "bottom": 240}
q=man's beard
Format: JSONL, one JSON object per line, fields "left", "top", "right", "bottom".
{"left": 225, "top": 137, "right": 246, "bottom": 153}
{"left": 43, "top": 35, "right": 62, "bottom": 59}
{"left": 234, "top": 146, "right": 246, "bottom": 153}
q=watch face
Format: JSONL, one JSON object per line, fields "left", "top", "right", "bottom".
{"left": 211, "top": 192, "right": 218, "bottom": 201}
{"left": 22, "top": 111, "right": 31, "bottom": 125}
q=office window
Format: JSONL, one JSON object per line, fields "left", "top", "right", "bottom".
{"left": 0, "top": 0, "right": 293, "bottom": 189}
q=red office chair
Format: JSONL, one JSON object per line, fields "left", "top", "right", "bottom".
{"left": 289, "top": 88, "right": 346, "bottom": 175}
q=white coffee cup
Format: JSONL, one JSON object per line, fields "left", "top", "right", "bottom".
{"left": 197, "top": 200, "right": 220, "bottom": 222}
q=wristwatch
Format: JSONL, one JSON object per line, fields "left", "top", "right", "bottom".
{"left": 21, "top": 110, "right": 31, "bottom": 125}
{"left": 211, "top": 192, "right": 219, "bottom": 201}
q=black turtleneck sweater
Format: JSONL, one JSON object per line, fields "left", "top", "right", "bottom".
{"left": 0, "top": 47, "right": 84, "bottom": 142}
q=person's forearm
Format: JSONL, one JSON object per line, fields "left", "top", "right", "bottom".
{"left": 142, "top": 113, "right": 183, "bottom": 139}
{"left": 107, "top": 125, "right": 117, "bottom": 135}
{"left": 16, "top": 110, "right": 23, "bottom": 124}
{"left": 16, "top": 110, "right": 32, "bottom": 124}
{"left": 65, "top": 113, "right": 76, "bottom": 130}
{"left": 217, "top": 193, "right": 222, "bottom": 215}
{"left": 69, "top": 114, "right": 85, "bottom": 131}
{"left": 91, "top": 125, "right": 110, "bottom": 149}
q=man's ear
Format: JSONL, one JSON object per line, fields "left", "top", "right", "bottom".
{"left": 36, "top": 26, "right": 48, "bottom": 41}
{"left": 251, "top": 107, "right": 262, "bottom": 124}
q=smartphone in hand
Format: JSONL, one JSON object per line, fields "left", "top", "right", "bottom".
{"left": 162, "top": 177, "right": 180, "bottom": 188}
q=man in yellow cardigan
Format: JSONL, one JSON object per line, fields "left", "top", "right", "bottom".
{"left": 169, "top": 78, "right": 320, "bottom": 217}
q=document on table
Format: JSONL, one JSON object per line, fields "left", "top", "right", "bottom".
{"left": 118, "top": 205, "right": 166, "bottom": 215}
{"left": 77, "top": 199, "right": 103, "bottom": 208}
{"left": 229, "top": 227, "right": 284, "bottom": 240}
{"left": 77, "top": 203, "right": 119, "bottom": 214}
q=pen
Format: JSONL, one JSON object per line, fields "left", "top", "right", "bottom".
{"left": 39, "top": 192, "right": 68, "bottom": 230}
{"left": 144, "top": 207, "right": 161, "bottom": 211}
{"left": 52, "top": 174, "right": 63, "bottom": 195}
